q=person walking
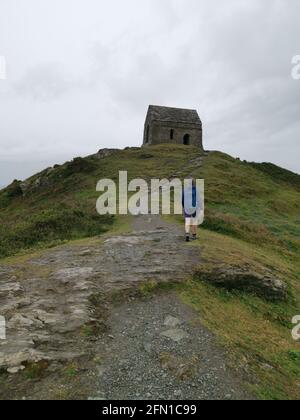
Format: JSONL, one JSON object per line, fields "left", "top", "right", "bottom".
{"left": 182, "top": 178, "right": 202, "bottom": 242}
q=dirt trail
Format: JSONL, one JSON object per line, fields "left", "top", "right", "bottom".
{"left": 87, "top": 216, "right": 252, "bottom": 400}
{"left": 91, "top": 293, "right": 252, "bottom": 400}
{"left": 0, "top": 216, "right": 253, "bottom": 400}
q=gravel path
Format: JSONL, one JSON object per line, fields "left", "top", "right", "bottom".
{"left": 0, "top": 215, "right": 253, "bottom": 399}
{"left": 91, "top": 292, "right": 252, "bottom": 400}
{"left": 88, "top": 216, "right": 253, "bottom": 400}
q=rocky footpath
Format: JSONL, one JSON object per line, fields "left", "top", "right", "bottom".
{"left": 89, "top": 293, "right": 252, "bottom": 400}
{"left": 0, "top": 214, "right": 284, "bottom": 399}
{"left": 0, "top": 216, "right": 198, "bottom": 380}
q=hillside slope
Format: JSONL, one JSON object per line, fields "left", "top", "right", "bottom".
{"left": 0, "top": 146, "right": 299, "bottom": 259}
{"left": 0, "top": 145, "right": 299, "bottom": 399}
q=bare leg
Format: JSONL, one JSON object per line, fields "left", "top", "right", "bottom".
{"left": 191, "top": 225, "right": 197, "bottom": 237}
{"left": 185, "top": 218, "right": 191, "bottom": 241}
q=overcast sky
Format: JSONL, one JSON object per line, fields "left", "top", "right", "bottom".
{"left": 0, "top": 0, "right": 299, "bottom": 187}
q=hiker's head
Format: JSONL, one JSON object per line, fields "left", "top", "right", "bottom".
{"left": 190, "top": 178, "right": 196, "bottom": 187}
{"left": 185, "top": 177, "right": 196, "bottom": 190}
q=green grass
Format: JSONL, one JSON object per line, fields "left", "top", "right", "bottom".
{"left": 164, "top": 149, "right": 300, "bottom": 399}
{"left": 1, "top": 144, "right": 299, "bottom": 399}
{"left": 176, "top": 222, "right": 300, "bottom": 399}
{"left": 23, "top": 361, "right": 49, "bottom": 381}
{"left": 180, "top": 279, "right": 300, "bottom": 400}
{"left": 196, "top": 152, "right": 300, "bottom": 252}
{"left": 2, "top": 146, "right": 298, "bottom": 259}
{"left": 0, "top": 146, "right": 199, "bottom": 258}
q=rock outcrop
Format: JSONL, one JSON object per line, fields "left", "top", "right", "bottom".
{"left": 195, "top": 264, "right": 287, "bottom": 301}
{"left": 94, "top": 148, "right": 119, "bottom": 160}
{"left": 0, "top": 216, "right": 198, "bottom": 375}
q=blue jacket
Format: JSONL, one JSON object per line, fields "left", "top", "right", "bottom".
{"left": 182, "top": 185, "right": 201, "bottom": 218}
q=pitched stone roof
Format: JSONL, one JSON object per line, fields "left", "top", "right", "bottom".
{"left": 147, "top": 105, "right": 201, "bottom": 125}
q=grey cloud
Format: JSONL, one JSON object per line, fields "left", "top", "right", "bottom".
{"left": 14, "top": 62, "right": 74, "bottom": 101}
{"left": 0, "top": 0, "right": 300, "bottom": 188}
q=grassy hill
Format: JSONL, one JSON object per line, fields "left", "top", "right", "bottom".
{"left": 1, "top": 146, "right": 299, "bottom": 259}
{"left": 0, "top": 145, "right": 299, "bottom": 399}
{"left": 0, "top": 147, "right": 199, "bottom": 258}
